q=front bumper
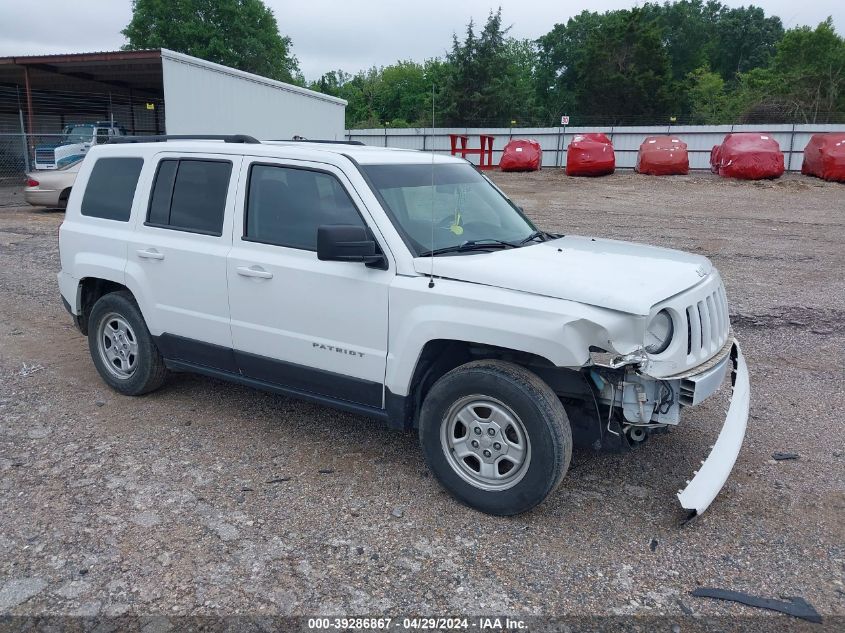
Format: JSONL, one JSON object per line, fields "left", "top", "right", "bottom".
{"left": 676, "top": 341, "right": 750, "bottom": 516}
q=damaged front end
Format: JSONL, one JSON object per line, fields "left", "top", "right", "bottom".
{"left": 586, "top": 338, "right": 750, "bottom": 516}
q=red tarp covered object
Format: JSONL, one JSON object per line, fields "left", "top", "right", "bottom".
{"left": 712, "top": 133, "right": 784, "bottom": 179}
{"left": 709, "top": 145, "right": 722, "bottom": 174}
{"left": 802, "top": 133, "right": 845, "bottom": 182}
{"left": 635, "top": 136, "right": 689, "bottom": 175}
{"left": 499, "top": 139, "right": 542, "bottom": 171}
{"left": 566, "top": 133, "right": 615, "bottom": 176}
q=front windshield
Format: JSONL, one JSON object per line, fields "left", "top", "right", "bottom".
{"left": 362, "top": 163, "right": 536, "bottom": 255}
{"left": 62, "top": 125, "right": 94, "bottom": 144}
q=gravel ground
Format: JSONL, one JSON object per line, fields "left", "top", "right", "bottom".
{"left": 0, "top": 171, "right": 843, "bottom": 626}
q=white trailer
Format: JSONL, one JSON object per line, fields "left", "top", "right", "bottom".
{"left": 159, "top": 49, "right": 347, "bottom": 141}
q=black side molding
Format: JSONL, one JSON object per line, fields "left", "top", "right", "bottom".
{"left": 153, "top": 333, "right": 411, "bottom": 429}
{"left": 155, "top": 334, "right": 237, "bottom": 373}
{"left": 164, "top": 359, "right": 394, "bottom": 426}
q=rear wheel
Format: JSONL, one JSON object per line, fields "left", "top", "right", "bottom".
{"left": 419, "top": 359, "right": 572, "bottom": 515}
{"left": 58, "top": 188, "right": 71, "bottom": 208}
{"left": 87, "top": 291, "right": 167, "bottom": 395}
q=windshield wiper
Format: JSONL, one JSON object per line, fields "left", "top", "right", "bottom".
{"left": 419, "top": 239, "right": 517, "bottom": 257}
{"left": 518, "top": 230, "right": 559, "bottom": 245}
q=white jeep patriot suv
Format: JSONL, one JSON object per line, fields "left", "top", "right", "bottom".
{"left": 58, "top": 135, "right": 750, "bottom": 517}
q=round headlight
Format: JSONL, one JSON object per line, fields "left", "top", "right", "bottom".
{"left": 645, "top": 309, "right": 674, "bottom": 354}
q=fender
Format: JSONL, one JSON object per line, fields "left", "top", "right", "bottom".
{"left": 386, "top": 275, "right": 645, "bottom": 397}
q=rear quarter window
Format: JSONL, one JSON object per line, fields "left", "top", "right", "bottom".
{"left": 80, "top": 157, "right": 144, "bottom": 221}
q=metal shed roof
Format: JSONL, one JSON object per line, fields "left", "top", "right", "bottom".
{"left": 0, "top": 49, "right": 164, "bottom": 94}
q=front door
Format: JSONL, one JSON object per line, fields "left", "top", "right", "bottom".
{"left": 226, "top": 158, "right": 392, "bottom": 408}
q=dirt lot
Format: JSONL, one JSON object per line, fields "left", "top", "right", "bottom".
{"left": 0, "top": 171, "right": 843, "bottom": 626}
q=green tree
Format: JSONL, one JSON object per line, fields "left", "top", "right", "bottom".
{"left": 310, "top": 69, "right": 352, "bottom": 97}
{"left": 372, "top": 61, "right": 430, "bottom": 125}
{"left": 708, "top": 4, "right": 783, "bottom": 79}
{"left": 640, "top": 1, "right": 719, "bottom": 81}
{"left": 574, "top": 9, "right": 675, "bottom": 122}
{"left": 536, "top": 11, "right": 604, "bottom": 121}
{"left": 686, "top": 65, "right": 737, "bottom": 123}
{"left": 122, "top": 0, "right": 300, "bottom": 83}
{"left": 311, "top": 61, "right": 441, "bottom": 128}
{"left": 441, "top": 9, "right": 540, "bottom": 125}
{"left": 734, "top": 19, "right": 845, "bottom": 122}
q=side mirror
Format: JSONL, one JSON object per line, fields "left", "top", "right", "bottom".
{"left": 317, "top": 225, "right": 386, "bottom": 268}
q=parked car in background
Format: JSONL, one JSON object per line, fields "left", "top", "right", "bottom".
{"left": 34, "top": 122, "right": 125, "bottom": 170}
{"left": 24, "top": 158, "right": 82, "bottom": 208}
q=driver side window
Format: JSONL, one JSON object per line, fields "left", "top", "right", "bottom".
{"left": 244, "top": 164, "right": 365, "bottom": 251}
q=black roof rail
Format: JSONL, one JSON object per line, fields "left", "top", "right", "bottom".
{"left": 108, "top": 134, "right": 261, "bottom": 144}
{"left": 270, "top": 139, "right": 365, "bottom": 146}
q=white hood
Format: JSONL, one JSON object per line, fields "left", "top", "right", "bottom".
{"left": 413, "top": 236, "right": 713, "bottom": 316}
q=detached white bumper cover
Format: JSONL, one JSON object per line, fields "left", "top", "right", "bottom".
{"left": 677, "top": 341, "right": 750, "bottom": 515}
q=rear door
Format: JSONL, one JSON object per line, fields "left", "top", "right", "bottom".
{"left": 126, "top": 152, "right": 241, "bottom": 370}
{"left": 226, "top": 157, "right": 392, "bottom": 407}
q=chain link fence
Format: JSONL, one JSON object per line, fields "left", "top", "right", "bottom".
{"left": 0, "top": 133, "right": 30, "bottom": 185}
{"left": 1, "top": 83, "right": 165, "bottom": 185}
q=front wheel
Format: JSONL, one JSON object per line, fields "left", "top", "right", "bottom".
{"left": 419, "top": 360, "right": 572, "bottom": 515}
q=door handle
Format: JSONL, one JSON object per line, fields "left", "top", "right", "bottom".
{"left": 236, "top": 265, "right": 273, "bottom": 279}
{"left": 137, "top": 248, "right": 164, "bottom": 260}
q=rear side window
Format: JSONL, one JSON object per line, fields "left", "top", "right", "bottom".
{"left": 81, "top": 157, "right": 144, "bottom": 221}
{"left": 146, "top": 159, "right": 232, "bottom": 235}
{"left": 245, "top": 164, "right": 364, "bottom": 250}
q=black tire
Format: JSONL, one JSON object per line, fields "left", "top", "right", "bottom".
{"left": 419, "top": 359, "right": 572, "bottom": 515}
{"left": 87, "top": 291, "right": 168, "bottom": 395}
{"left": 58, "top": 188, "right": 71, "bottom": 209}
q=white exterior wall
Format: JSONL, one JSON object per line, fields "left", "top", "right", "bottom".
{"left": 347, "top": 124, "right": 845, "bottom": 171}
{"left": 161, "top": 49, "right": 346, "bottom": 140}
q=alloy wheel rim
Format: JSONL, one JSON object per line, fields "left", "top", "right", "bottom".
{"left": 440, "top": 395, "right": 531, "bottom": 491}
{"left": 97, "top": 312, "right": 139, "bottom": 379}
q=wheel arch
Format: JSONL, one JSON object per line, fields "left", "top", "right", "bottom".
{"left": 76, "top": 277, "right": 132, "bottom": 335}
{"left": 387, "top": 338, "right": 587, "bottom": 429}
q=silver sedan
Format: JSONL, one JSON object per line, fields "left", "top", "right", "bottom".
{"left": 24, "top": 159, "right": 82, "bottom": 208}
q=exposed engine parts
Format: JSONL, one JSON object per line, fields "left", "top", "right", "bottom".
{"left": 589, "top": 367, "right": 681, "bottom": 427}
